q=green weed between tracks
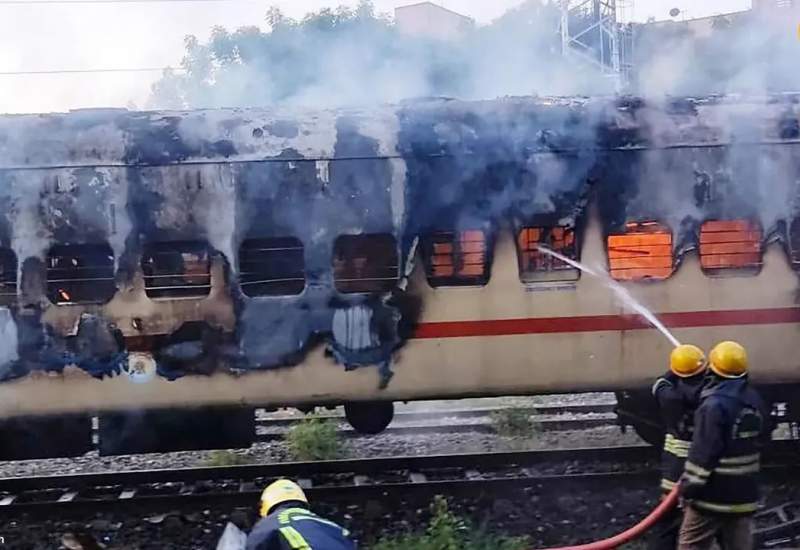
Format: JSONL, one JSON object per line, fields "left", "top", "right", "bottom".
{"left": 371, "top": 496, "right": 530, "bottom": 550}
{"left": 490, "top": 408, "right": 536, "bottom": 438}
{"left": 202, "top": 450, "right": 251, "bottom": 467}
{"left": 285, "top": 414, "right": 342, "bottom": 461}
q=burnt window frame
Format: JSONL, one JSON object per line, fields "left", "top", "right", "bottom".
{"left": 788, "top": 218, "right": 800, "bottom": 270}
{"left": 607, "top": 221, "right": 674, "bottom": 282}
{"left": 333, "top": 233, "right": 399, "bottom": 294}
{"left": 141, "top": 240, "right": 212, "bottom": 300}
{"left": 46, "top": 243, "right": 117, "bottom": 305}
{"left": 516, "top": 225, "right": 580, "bottom": 284}
{"left": 699, "top": 219, "right": 763, "bottom": 277}
{"left": 238, "top": 236, "right": 306, "bottom": 298}
{"left": 0, "top": 248, "right": 17, "bottom": 307}
{"left": 421, "top": 229, "right": 491, "bottom": 288}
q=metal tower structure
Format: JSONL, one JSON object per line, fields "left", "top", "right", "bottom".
{"left": 559, "top": 0, "right": 631, "bottom": 91}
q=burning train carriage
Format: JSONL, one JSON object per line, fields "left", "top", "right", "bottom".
{"left": 0, "top": 96, "right": 798, "bottom": 458}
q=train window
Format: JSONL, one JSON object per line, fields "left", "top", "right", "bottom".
{"left": 517, "top": 226, "right": 579, "bottom": 283}
{"left": 46, "top": 244, "right": 116, "bottom": 305}
{"left": 141, "top": 241, "right": 211, "bottom": 299}
{"left": 0, "top": 249, "right": 17, "bottom": 307}
{"left": 333, "top": 234, "right": 398, "bottom": 294}
{"left": 700, "top": 220, "right": 762, "bottom": 275}
{"left": 422, "top": 230, "right": 489, "bottom": 287}
{"left": 608, "top": 221, "right": 673, "bottom": 281}
{"left": 239, "top": 237, "right": 305, "bottom": 297}
{"left": 789, "top": 219, "right": 800, "bottom": 269}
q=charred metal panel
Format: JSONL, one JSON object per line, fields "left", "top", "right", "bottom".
{"left": 595, "top": 96, "right": 800, "bottom": 261}
{"left": 98, "top": 407, "right": 254, "bottom": 455}
{"left": 396, "top": 99, "right": 597, "bottom": 270}
{"left": 232, "top": 112, "right": 410, "bottom": 385}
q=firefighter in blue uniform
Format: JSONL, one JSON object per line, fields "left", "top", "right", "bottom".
{"left": 678, "top": 341, "right": 773, "bottom": 550}
{"left": 649, "top": 343, "right": 708, "bottom": 550}
{"left": 246, "top": 479, "right": 356, "bottom": 550}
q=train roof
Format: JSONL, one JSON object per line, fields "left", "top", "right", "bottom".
{"left": 1, "top": 95, "right": 799, "bottom": 170}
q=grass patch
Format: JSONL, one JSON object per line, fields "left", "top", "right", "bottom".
{"left": 285, "top": 414, "right": 342, "bottom": 461}
{"left": 203, "top": 450, "right": 251, "bottom": 467}
{"left": 371, "top": 496, "right": 530, "bottom": 550}
{"left": 490, "top": 408, "right": 535, "bottom": 438}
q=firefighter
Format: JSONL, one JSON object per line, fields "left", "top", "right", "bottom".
{"left": 246, "top": 479, "right": 356, "bottom": 550}
{"left": 678, "top": 341, "right": 773, "bottom": 550}
{"left": 648, "top": 343, "right": 708, "bottom": 550}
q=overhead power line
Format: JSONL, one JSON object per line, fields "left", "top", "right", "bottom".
{"left": 0, "top": 67, "right": 184, "bottom": 76}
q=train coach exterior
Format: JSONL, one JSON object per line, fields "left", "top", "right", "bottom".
{"left": 0, "top": 96, "right": 798, "bottom": 457}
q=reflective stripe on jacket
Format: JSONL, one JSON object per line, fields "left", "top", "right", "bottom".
{"left": 246, "top": 506, "right": 356, "bottom": 550}
{"left": 652, "top": 372, "right": 704, "bottom": 489}
{"left": 681, "top": 377, "right": 772, "bottom": 515}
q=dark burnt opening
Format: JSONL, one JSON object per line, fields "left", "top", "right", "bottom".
{"left": 0, "top": 249, "right": 16, "bottom": 307}
{"left": 421, "top": 230, "right": 490, "bottom": 288}
{"left": 46, "top": 243, "right": 116, "bottom": 305}
{"left": 141, "top": 241, "right": 211, "bottom": 299}
{"left": 790, "top": 218, "right": 800, "bottom": 268}
{"left": 239, "top": 237, "right": 305, "bottom": 297}
{"left": 333, "top": 234, "right": 398, "bottom": 294}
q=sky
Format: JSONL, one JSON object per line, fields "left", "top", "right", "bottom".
{"left": 0, "top": 0, "right": 753, "bottom": 114}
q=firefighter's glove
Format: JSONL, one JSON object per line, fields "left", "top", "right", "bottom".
{"left": 677, "top": 474, "right": 700, "bottom": 501}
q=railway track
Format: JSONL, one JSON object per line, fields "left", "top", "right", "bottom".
{"left": 256, "top": 403, "right": 619, "bottom": 440}
{"left": 0, "top": 441, "right": 796, "bottom": 515}
{"left": 257, "top": 403, "right": 618, "bottom": 425}
{"left": 0, "top": 445, "right": 657, "bottom": 514}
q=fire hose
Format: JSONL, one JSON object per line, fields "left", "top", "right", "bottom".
{"left": 538, "top": 485, "right": 680, "bottom": 550}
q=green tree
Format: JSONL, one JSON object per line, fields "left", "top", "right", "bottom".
{"left": 147, "top": 1, "right": 594, "bottom": 110}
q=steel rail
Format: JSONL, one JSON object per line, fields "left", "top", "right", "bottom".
{"left": 255, "top": 419, "right": 617, "bottom": 441}
{"left": 0, "top": 445, "right": 659, "bottom": 493}
{"left": 0, "top": 445, "right": 663, "bottom": 514}
{"left": 0, "top": 441, "right": 797, "bottom": 515}
{"left": 255, "top": 403, "right": 618, "bottom": 426}
{"left": 0, "top": 471, "right": 665, "bottom": 513}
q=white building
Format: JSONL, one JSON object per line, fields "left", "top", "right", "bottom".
{"left": 394, "top": 2, "right": 475, "bottom": 41}
{"left": 753, "top": 0, "right": 798, "bottom": 10}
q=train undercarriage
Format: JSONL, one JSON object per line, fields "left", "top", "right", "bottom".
{"left": 616, "top": 383, "right": 800, "bottom": 447}
{"left": 2, "top": 384, "right": 798, "bottom": 460}
{"left": 0, "top": 400, "right": 398, "bottom": 460}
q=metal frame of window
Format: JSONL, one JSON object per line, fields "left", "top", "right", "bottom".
{"left": 608, "top": 221, "right": 674, "bottom": 281}
{"left": 517, "top": 226, "right": 580, "bottom": 283}
{"left": 699, "top": 220, "right": 762, "bottom": 275}
{"left": 333, "top": 234, "right": 399, "bottom": 294}
{"left": 239, "top": 237, "right": 305, "bottom": 297}
{"left": 422, "top": 230, "right": 490, "bottom": 288}
{"left": 46, "top": 243, "right": 116, "bottom": 305}
{"left": 141, "top": 241, "right": 212, "bottom": 300}
{"left": 0, "top": 249, "right": 16, "bottom": 307}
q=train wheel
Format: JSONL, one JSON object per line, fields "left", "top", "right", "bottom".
{"left": 615, "top": 391, "right": 665, "bottom": 448}
{"left": 344, "top": 401, "right": 394, "bottom": 435}
{"left": 630, "top": 421, "right": 666, "bottom": 448}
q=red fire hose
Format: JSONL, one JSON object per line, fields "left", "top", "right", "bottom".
{"left": 537, "top": 486, "right": 680, "bottom": 550}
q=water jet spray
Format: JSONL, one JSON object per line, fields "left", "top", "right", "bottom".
{"left": 536, "top": 246, "right": 681, "bottom": 347}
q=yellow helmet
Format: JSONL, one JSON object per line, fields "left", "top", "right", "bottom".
{"left": 669, "top": 344, "right": 707, "bottom": 378}
{"left": 709, "top": 341, "right": 748, "bottom": 379}
{"left": 259, "top": 479, "right": 308, "bottom": 517}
